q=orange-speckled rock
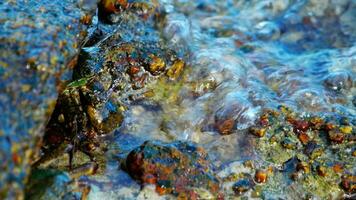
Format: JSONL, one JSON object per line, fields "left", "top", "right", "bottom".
{"left": 126, "top": 141, "right": 221, "bottom": 197}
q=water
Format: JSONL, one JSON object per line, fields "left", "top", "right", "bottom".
{"left": 34, "top": 0, "right": 356, "bottom": 199}
{"left": 112, "top": 0, "right": 355, "bottom": 159}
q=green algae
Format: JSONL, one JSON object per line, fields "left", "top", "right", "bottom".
{"left": 67, "top": 77, "right": 94, "bottom": 88}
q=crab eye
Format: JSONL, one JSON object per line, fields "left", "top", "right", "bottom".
{"left": 115, "top": 0, "right": 128, "bottom": 10}
{"left": 114, "top": 2, "right": 122, "bottom": 10}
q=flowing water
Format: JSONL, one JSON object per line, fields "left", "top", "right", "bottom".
{"left": 31, "top": 0, "right": 356, "bottom": 199}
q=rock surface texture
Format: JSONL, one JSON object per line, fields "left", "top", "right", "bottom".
{"left": 0, "top": 0, "right": 91, "bottom": 198}
{"left": 126, "top": 140, "right": 221, "bottom": 198}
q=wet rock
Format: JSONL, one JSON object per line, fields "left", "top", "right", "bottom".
{"left": 282, "top": 157, "right": 301, "bottom": 174}
{"left": 215, "top": 118, "right": 235, "bottom": 135}
{"left": 290, "top": 119, "right": 310, "bottom": 135}
{"left": 323, "top": 71, "right": 353, "bottom": 92}
{"left": 255, "top": 21, "right": 280, "bottom": 40}
{"left": 249, "top": 126, "right": 267, "bottom": 138}
{"left": 303, "top": 141, "right": 322, "bottom": 159}
{"left": 254, "top": 170, "right": 268, "bottom": 184}
{"left": 125, "top": 140, "right": 221, "bottom": 197}
{"left": 214, "top": 94, "right": 258, "bottom": 135}
{"left": 250, "top": 107, "right": 355, "bottom": 198}
{"left": 0, "top": 0, "right": 91, "bottom": 198}
{"left": 166, "top": 60, "right": 185, "bottom": 80}
{"left": 341, "top": 175, "right": 356, "bottom": 194}
{"left": 98, "top": 0, "right": 160, "bottom": 24}
{"left": 328, "top": 129, "right": 345, "bottom": 144}
{"left": 232, "top": 175, "right": 255, "bottom": 195}
{"left": 316, "top": 165, "right": 327, "bottom": 177}
{"left": 298, "top": 132, "right": 310, "bottom": 145}
{"left": 296, "top": 162, "right": 310, "bottom": 174}
{"left": 281, "top": 137, "right": 296, "bottom": 149}
{"left": 339, "top": 126, "right": 353, "bottom": 134}
{"left": 25, "top": 169, "right": 88, "bottom": 200}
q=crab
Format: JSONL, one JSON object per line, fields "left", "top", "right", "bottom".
{"left": 33, "top": 0, "right": 184, "bottom": 172}
{"left": 33, "top": 72, "right": 125, "bottom": 168}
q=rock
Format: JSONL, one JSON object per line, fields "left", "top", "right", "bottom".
{"left": 296, "top": 162, "right": 310, "bottom": 174}
{"left": 98, "top": 0, "right": 160, "bottom": 24}
{"left": 25, "top": 169, "right": 86, "bottom": 200}
{"left": 125, "top": 140, "right": 221, "bottom": 197}
{"left": 214, "top": 95, "right": 257, "bottom": 135}
{"left": 328, "top": 129, "right": 345, "bottom": 144}
{"left": 341, "top": 175, "right": 355, "bottom": 194}
{"left": 232, "top": 175, "right": 255, "bottom": 195}
{"left": 303, "top": 141, "right": 323, "bottom": 159}
{"left": 323, "top": 71, "right": 353, "bottom": 92}
{"left": 316, "top": 166, "right": 327, "bottom": 177}
{"left": 0, "top": 0, "right": 91, "bottom": 198}
{"left": 249, "top": 126, "right": 267, "bottom": 138}
{"left": 255, "top": 21, "right": 280, "bottom": 40}
{"left": 281, "top": 137, "right": 295, "bottom": 149}
{"left": 250, "top": 107, "right": 355, "bottom": 198}
{"left": 254, "top": 170, "right": 268, "bottom": 184}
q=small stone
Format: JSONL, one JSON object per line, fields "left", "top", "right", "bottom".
{"left": 269, "top": 135, "right": 278, "bottom": 143}
{"left": 304, "top": 141, "right": 323, "bottom": 159}
{"left": 87, "top": 105, "right": 103, "bottom": 129}
{"left": 332, "top": 164, "right": 343, "bottom": 173}
{"left": 80, "top": 14, "right": 92, "bottom": 25}
{"left": 324, "top": 71, "right": 352, "bottom": 92}
{"left": 316, "top": 166, "right": 327, "bottom": 177}
{"left": 251, "top": 185, "right": 262, "bottom": 198}
{"left": 290, "top": 172, "right": 301, "bottom": 181}
{"left": 281, "top": 138, "right": 295, "bottom": 149}
{"left": 259, "top": 113, "right": 270, "bottom": 127}
{"left": 148, "top": 55, "right": 165, "bottom": 75}
{"left": 298, "top": 133, "right": 310, "bottom": 145}
{"left": 232, "top": 178, "right": 255, "bottom": 195}
{"left": 297, "top": 162, "right": 310, "bottom": 173}
{"left": 324, "top": 123, "right": 336, "bottom": 131}
{"left": 328, "top": 129, "right": 345, "bottom": 144}
{"left": 339, "top": 126, "right": 352, "bottom": 134}
{"left": 292, "top": 120, "right": 310, "bottom": 134}
{"left": 216, "top": 119, "right": 235, "bottom": 135}
{"left": 310, "top": 117, "right": 324, "bottom": 130}
{"left": 254, "top": 170, "right": 267, "bottom": 183}
{"left": 341, "top": 175, "right": 356, "bottom": 193}
{"left": 21, "top": 84, "right": 32, "bottom": 92}
{"left": 243, "top": 160, "right": 254, "bottom": 169}
{"left": 249, "top": 127, "right": 266, "bottom": 138}
{"left": 167, "top": 60, "right": 184, "bottom": 80}
{"left": 127, "top": 66, "right": 141, "bottom": 76}
{"left": 99, "top": 0, "right": 128, "bottom": 14}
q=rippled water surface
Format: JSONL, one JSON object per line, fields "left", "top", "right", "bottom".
{"left": 39, "top": 0, "right": 356, "bottom": 199}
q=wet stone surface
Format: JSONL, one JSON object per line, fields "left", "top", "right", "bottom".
{"left": 1, "top": 0, "right": 356, "bottom": 199}
{"left": 247, "top": 106, "right": 356, "bottom": 199}
{"left": 125, "top": 140, "right": 221, "bottom": 198}
{"left": 0, "top": 0, "right": 92, "bottom": 198}
{"left": 25, "top": 169, "right": 81, "bottom": 200}
{"left": 232, "top": 174, "right": 255, "bottom": 195}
